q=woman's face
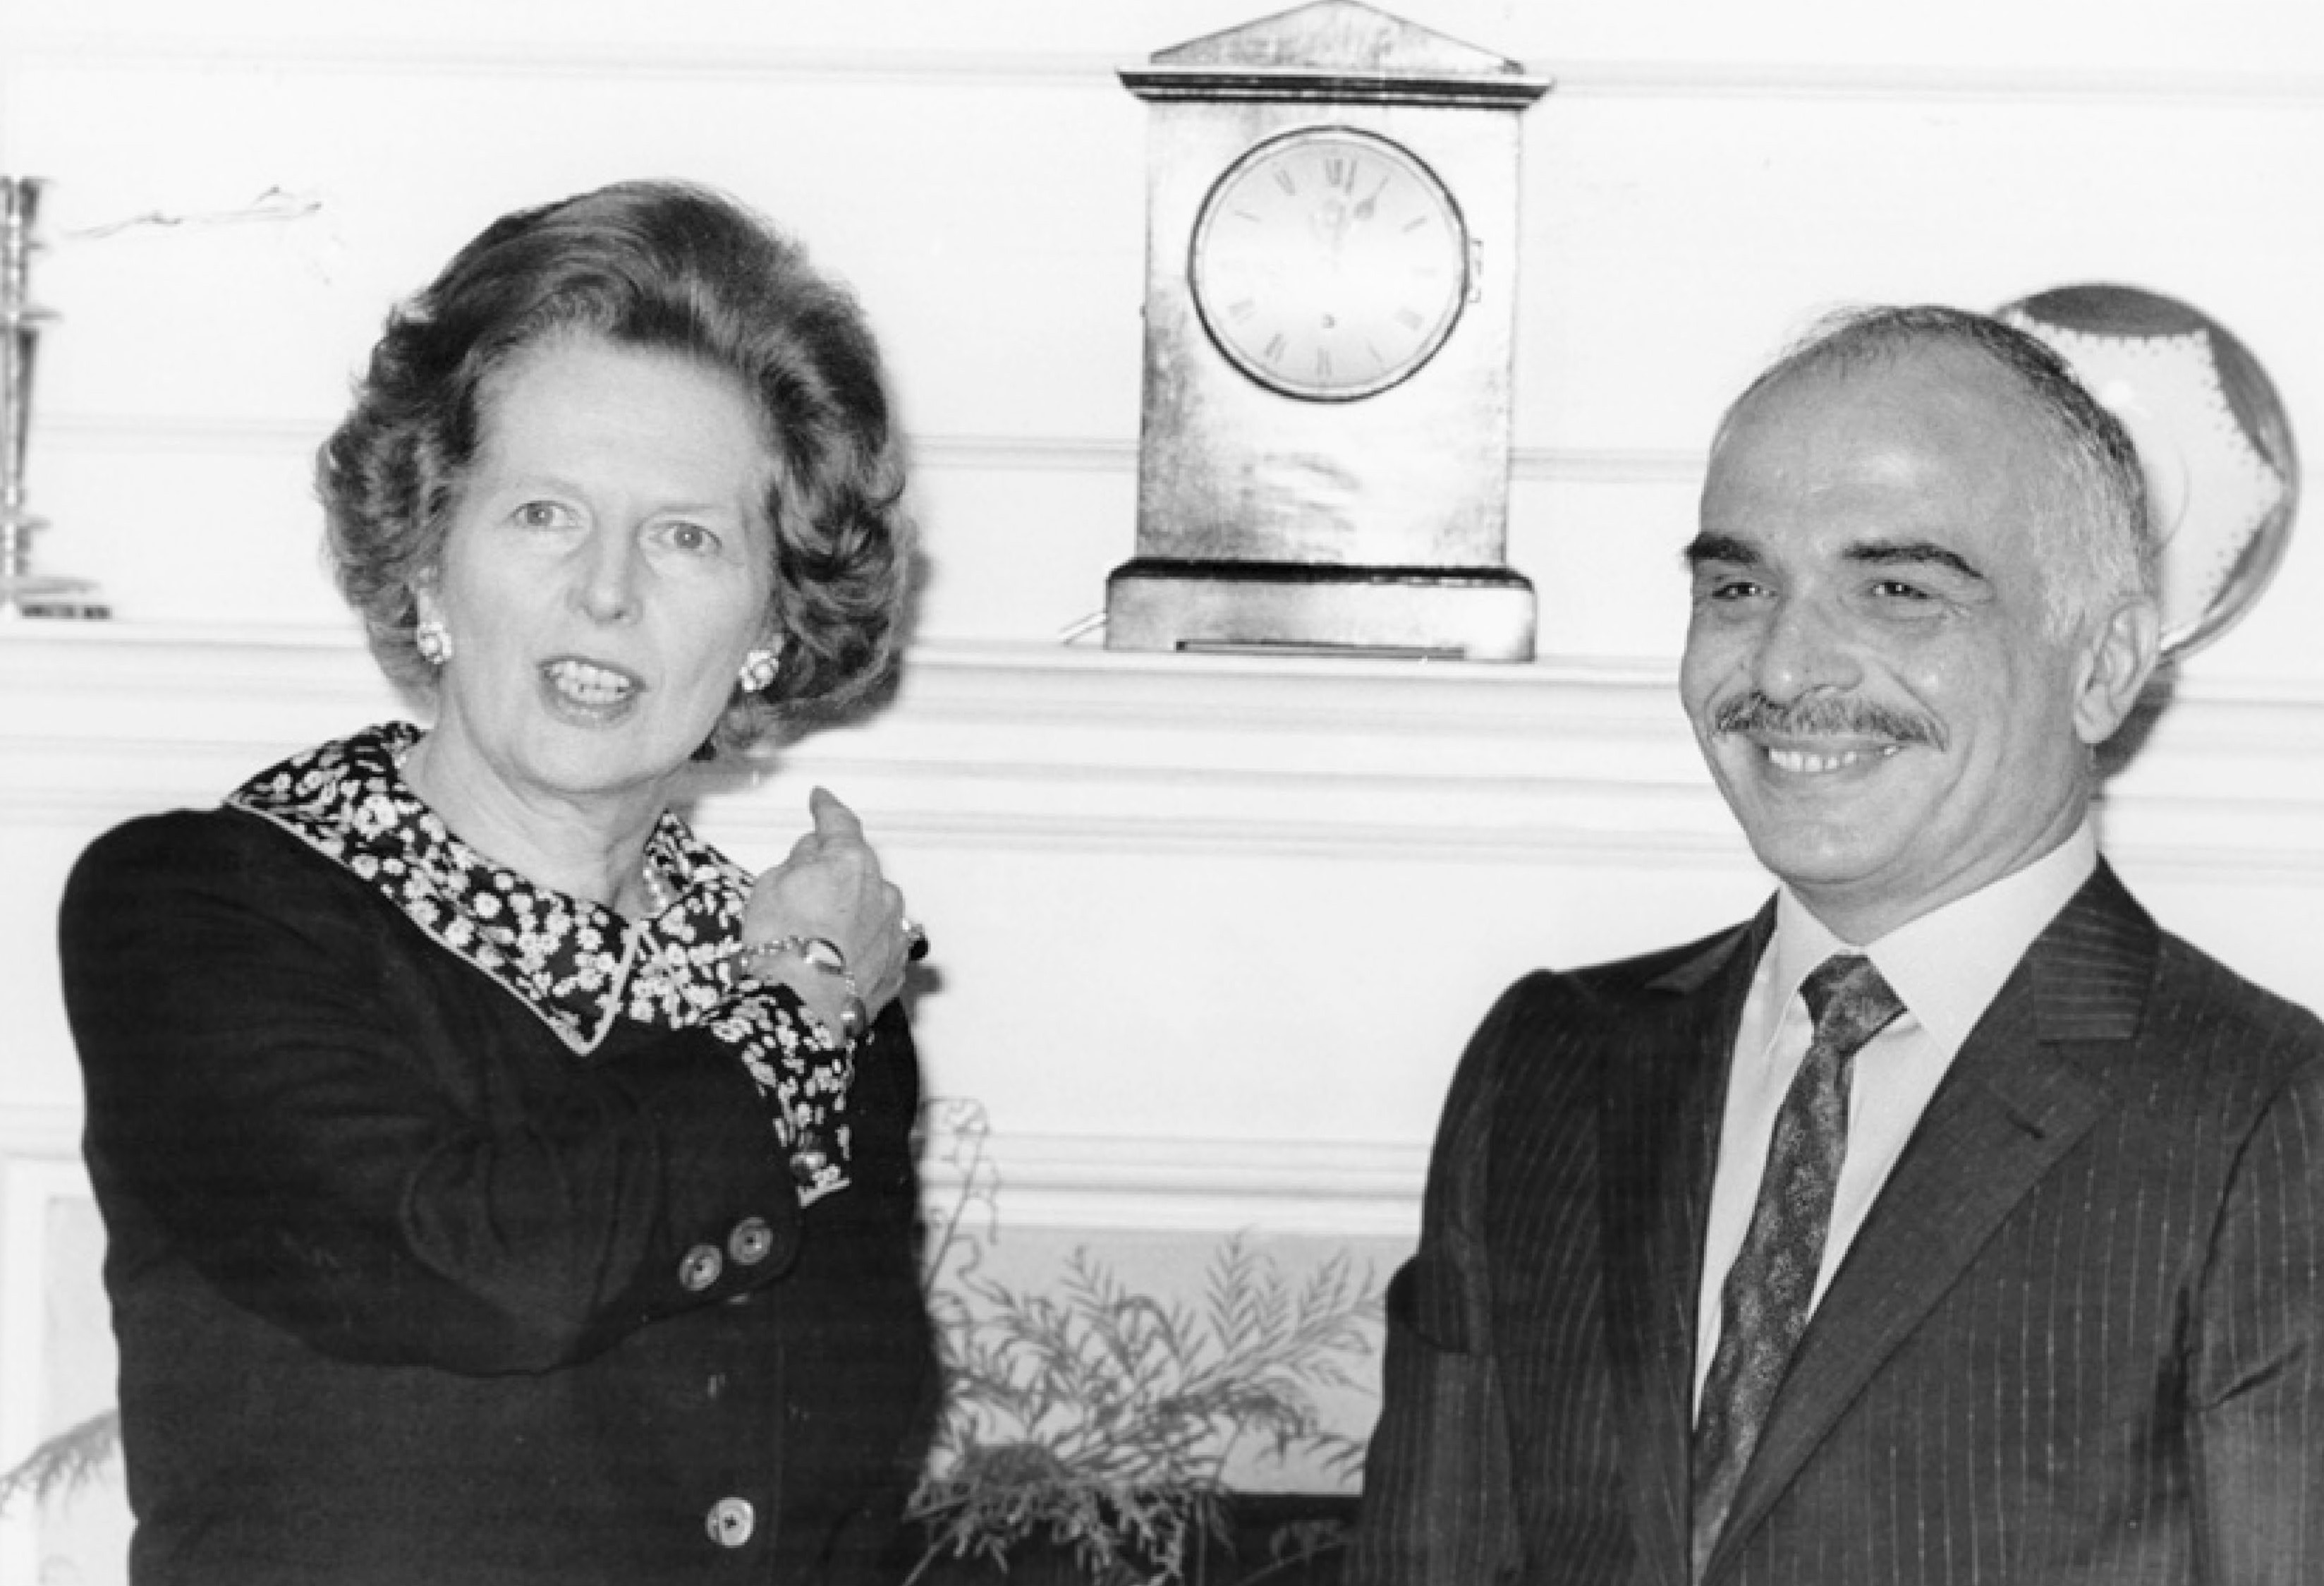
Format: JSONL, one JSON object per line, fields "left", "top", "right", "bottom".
{"left": 417, "top": 332, "right": 777, "bottom": 818}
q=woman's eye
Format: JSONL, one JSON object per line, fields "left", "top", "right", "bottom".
{"left": 664, "top": 521, "right": 719, "bottom": 555}
{"left": 512, "top": 501, "right": 573, "bottom": 531}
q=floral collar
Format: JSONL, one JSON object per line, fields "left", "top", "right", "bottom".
{"left": 228, "top": 722, "right": 750, "bottom": 1055}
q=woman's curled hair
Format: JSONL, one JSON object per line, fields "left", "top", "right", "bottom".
{"left": 319, "top": 178, "right": 913, "bottom": 734}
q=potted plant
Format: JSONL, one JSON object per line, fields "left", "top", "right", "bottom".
{"left": 907, "top": 1102, "right": 1380, "bottom": 1585}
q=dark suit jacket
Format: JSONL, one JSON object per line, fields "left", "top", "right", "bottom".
{"left": 1349, "top": 864, "right": 2324, "bottom": 1586}
{"left": 63, "top": 809, "right": 936, "bottom": 1586}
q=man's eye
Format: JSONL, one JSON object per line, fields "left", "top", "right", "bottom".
{"left": 1872, "top": 579, "right": 1933, "bottom": 600}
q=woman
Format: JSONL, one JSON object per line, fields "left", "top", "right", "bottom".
{"left": 61, "top": 181, "right": 932, "bottom": 1585}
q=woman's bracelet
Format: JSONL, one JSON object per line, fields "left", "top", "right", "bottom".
{"left": 737, "top": 935, "right": 868, "bottom": 1043}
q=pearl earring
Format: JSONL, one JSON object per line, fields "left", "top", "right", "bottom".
{"left": 415, "top": 618, "right": 453, "bottom": 667}
{"left": 737, "top": 648, "right": 779, "bottom": 693}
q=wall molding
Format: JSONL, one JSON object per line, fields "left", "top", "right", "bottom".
{"left": 5, "top": 624, "right": 2321, "bottom": 877}
{"left": 44, "top": 417, "right": 2320, "bottom": 510}
{"left": 1558, "top": 61, "right": 2324, "bottom": 107}
{"left": 0, "top": 1100, "right": 1423, "bottom": 1244}
{"left": 41, "top": 413, "right": 323, "bottom": 457}
{"left": 41, "top": 414, "right": 1696, "bottom": 490}
{"left": 951, "top": 1130, "right": 1426, "bottom": 1239}
{"left": 6, "top": 31, "right": 2322, "bottom": 107}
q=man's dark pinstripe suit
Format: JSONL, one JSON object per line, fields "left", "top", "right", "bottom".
{"left": 1347, "top": 863, "right": 2324, "bottom": 1585}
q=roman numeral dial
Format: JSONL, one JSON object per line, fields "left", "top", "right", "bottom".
{"left": 1189, "top": 127, "right": 1469, "bottom": 401}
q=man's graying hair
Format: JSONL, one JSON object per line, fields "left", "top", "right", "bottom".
{"left": 1711, "top": 304, "right": 2155, "bottom": 635}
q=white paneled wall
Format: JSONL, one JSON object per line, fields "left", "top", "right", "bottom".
{"left": 8, "top": 4, "right": 2323, "bottom": 672}
{"left": 5, "top": 1, "right": 2323, "bottom": 1575}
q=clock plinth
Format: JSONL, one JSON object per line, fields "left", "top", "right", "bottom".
{"left": 1108, "top": 1, "right": 1548, "bottom": 661}
{"left": 1107, "top": 559, "right": 1534, "bottom": 660}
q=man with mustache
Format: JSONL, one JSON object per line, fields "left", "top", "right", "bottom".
{"left": 1349, "top": 305, "right": 2324, "bottom": 1586}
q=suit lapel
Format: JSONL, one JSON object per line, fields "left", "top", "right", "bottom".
{"left": 1704, "top": 864, "right": 2155, "bottom": 1576}
{"left": 1600, "top": 907, "right": 1770, "bottom": 1586}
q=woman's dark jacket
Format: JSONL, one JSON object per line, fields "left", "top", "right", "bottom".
{"left": 59, "top": 728, "right": 935, "bottom": 1585}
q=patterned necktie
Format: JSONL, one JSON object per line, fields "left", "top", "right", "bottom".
{"left": 1689, "top": 953, "right": 1906, "bottom": 1581}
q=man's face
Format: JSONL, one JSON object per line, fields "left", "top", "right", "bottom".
{"left": 1679, "top": 346, "right": 2151, "bottom": 943}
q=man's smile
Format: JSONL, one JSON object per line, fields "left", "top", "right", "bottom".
{"left": 1760, "top": 741, "right": 1904, "bottom": 777}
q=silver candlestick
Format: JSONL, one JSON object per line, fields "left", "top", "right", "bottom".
{"left": 1, "top": 176, "right": 105, "bottom": 619}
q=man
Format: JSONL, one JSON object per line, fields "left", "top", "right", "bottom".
{"left": 1349, "top": 305, "right": 2324, "bottom": 1586}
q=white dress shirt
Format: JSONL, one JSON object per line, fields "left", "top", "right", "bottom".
{"left": 1690, "top": 822, "right": 2100, "bottom": 1412}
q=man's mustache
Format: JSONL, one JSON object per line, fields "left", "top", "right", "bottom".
{"left": 1710, "top": 691, "right": 1945, "bottom": 750}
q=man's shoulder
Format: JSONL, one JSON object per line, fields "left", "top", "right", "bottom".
{"left": 1433, "top": 922, "right": 1755, "bottom": 1167}
{"left": 2055, "top": 863, "right": 2323, "bottom": 1063}
{"left": 2148, "top": 926, "right": 2324, "bottom": 1065}
{"left": 1455, "top": 919, "right": 1760, "bottom": 1085}
{"left": 1498, "top": 918, "right": 1760, "bottom": 1017}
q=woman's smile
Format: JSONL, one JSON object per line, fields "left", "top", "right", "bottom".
{"left": 540, "top": 655, "right": 644, "bottom": 715}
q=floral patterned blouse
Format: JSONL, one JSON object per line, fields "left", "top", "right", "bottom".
{"left": 228, "top": 720, "right": 856, "bottom": 1202}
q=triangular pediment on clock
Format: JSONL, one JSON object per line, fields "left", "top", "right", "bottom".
{"left": 1123, "top": 1, "right": 1547, "bottom": 107}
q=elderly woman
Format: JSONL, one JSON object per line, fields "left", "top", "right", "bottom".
{"left": 61, "top": 181, "right": 932, "bottom": 1584}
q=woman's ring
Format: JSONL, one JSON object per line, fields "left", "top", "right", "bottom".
{"left": 902, "top": 917, "right": 930, "bottom": 962}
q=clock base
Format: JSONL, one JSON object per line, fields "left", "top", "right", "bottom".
{"left": 1104, "top": 559, "right": 1535, "bottom": 662}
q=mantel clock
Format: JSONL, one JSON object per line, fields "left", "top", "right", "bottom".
{"left": 1107, "top": 1, "right": 1549, "bottom": 659}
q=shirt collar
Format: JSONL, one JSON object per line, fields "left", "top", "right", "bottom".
{"left": 228, "top": 722, "right": 753, "bottom": 1055}
{"left": 1771, "top": 821, "right": 2098, "bottom": 1060}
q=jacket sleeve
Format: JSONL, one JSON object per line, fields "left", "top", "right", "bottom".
{"left": 62, "top": 810, "right": 842, "bottom": 1376}
{"left": 1344, "top": 978, "right": 1533, "bottom": 1586}
{"left": 2187, "top": 1046, "right": 2324, "bottom": 1584}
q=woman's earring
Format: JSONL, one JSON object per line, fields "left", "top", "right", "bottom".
{"left": 736, "top": 648, "right": 779, "bottom": 694}
{"left": 415, "top": 618, "right": 453, "bottom": 667}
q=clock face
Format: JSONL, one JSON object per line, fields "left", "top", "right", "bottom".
{"left": 1189, "top": 127, "right": 1471, "bottom": 402}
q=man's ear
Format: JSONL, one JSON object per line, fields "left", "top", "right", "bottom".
{"left": 2071, "top": 594, "right": 2162, "bottom": 746}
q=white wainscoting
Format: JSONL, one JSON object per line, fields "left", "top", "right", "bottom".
{"left": 8, "top": 619, "right": 2323, "bottom": 1217}
{"left": 9, "top": 619, "right": 2324, "bottom": 1187}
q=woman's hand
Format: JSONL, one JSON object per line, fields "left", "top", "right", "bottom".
{"left": 741, "top": 789, "right": 914, "bottom": 1031}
